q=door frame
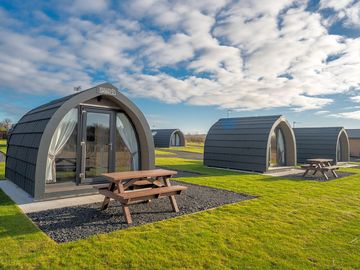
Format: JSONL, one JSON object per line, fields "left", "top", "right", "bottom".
{"left": 268, "top": 127, "right": 287, "bottom": 167}
{"left": 74, "top": 105, "right": 141, "bottom": 185}
{"left": 76, "top": 106, "right": 115, "bottom": 185}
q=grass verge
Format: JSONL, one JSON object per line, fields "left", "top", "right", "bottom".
{"left": 0, "top": 162, "right": 4, "bottom": 179}
{"left": 0, "top": 139, "right": 6, "bottom": 154}
{"left": 0, "top": 157, "right": 360, "bottom": 269}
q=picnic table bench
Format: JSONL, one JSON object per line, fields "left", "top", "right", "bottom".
{"left": 301, "top": 159, "right": 339, "bottom": 180}
{"left": 94, "top": 169, "right": 187, "bottom": 224}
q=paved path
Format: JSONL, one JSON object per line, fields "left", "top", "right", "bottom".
{"left": 157, "top": 149, "right": 203, "bottom": 160}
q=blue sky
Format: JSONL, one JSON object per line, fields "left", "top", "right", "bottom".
{"left": 0, "top": 0, "right": 359, "bottom": 133}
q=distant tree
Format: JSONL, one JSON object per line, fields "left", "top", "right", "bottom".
{"left": 0, "top": 118, "right": 12, "bottom": 131}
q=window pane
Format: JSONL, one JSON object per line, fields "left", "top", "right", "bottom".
{"left": 115, "top": 113, "right": 139, "bottom": 171}
{"left": 85, "top": 112, "right": 110, "bottom": 178}
{"left": 54, "top": 111, "right": 78, "bottom": 183}
{"left": 277, "top": 129, "right": 286, "bottom": 166}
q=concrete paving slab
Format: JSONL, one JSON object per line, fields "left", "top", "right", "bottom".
{"left": 0, "top": 179, "right": 105, "bottom": 213}
{"left": 0, "top": 180, "right": 33, "bottom": 204}
{"left": 340, "top": 163, "right": 359, "bottom": 168}
{"left": 264, "top": 169, "right": 304, "bottom": 177}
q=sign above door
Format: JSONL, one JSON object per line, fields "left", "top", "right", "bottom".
{"left": 96, "top": 87, "right": 117, "bottom": 96}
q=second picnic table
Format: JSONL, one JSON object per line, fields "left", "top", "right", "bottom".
{"left": 301, "top": 158, "right": 339, "bottom": 180}
{"left": 94, "top": 169, "right": 187, "bottom": 224}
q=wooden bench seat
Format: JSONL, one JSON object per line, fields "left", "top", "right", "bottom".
{"left": 93, "top": 179, "right": 163, "bottom": 191}
{"left": 301, "top": 164, "right": 316, "bottom": 169}
{"left": 301, "top": 165, "right": 339, "bottom": 171}
{"left": 120, "top": 185, "right": 186, "bottom": 202}
{"left": 97, "top": 185, "right": 187, "bottom": 204}
{"left": 318, "top": 166, "right": 339, "bottom": 171}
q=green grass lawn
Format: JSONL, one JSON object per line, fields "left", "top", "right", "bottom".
{"left": 0, "top": 139, "right": 7, "bottom": 154}
{"left": 0, "top": 162, "right": 4, "bottom": 179}
{"left": 168, "top": 142, "right": 204, "bottom": 154}
{"left": 155, "top": 149, "right": 176, "bottom": 156}
{"left": 1, "top": 157, "right": 360, "bottom": 269}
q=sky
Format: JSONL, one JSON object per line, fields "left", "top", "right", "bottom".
{"left": 0, "top": 0, "right": 359, "bottom": 133}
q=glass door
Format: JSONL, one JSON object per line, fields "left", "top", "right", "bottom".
{"left": 269, "top": 130, "right": 277, "bottom": 166}
{"left": 80, "top": 109, "right": 112, "bottom": 184}
{"left": 276, "top": 129, "right": 286, "bottom": 166}
{"left": 337, "top": 140, "right": 342, "bottom": 161}
{"left": 175, "top": 133, "right": 180, "bottom": 146}
{"left": 77, "top": 107, "right": 139, "bottom": 184}
{"left": 269, "top": 128, "right": 286, "bottom": 167}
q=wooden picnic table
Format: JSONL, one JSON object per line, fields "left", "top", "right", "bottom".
{"left": 94, "top": 169, "right": 187, "bottom": 224}
{"left": 301, "top": 158, "right": 339, "bottom": 180}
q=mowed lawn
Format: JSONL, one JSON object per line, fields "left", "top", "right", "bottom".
{"left": 1, "top": 155, "right": 360, "bottom": 268}
{"left": 0, "top": 139, "right": 6, "bottom": 154}
{"left": 169, "top": 142, "right": 204, "bottom": 154}
{"left": 155, "top": 142, "right": 204, "bottom": 156}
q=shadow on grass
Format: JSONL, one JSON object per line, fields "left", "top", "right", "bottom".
{"left": 0, "top": 214, "right": 41, "bottom": 239}
{"left": 157, "top": 163, "right": 248, "bottom": 177}
{"left": 258, "top": 171, "right": 356, "bottom": 182}
{"left": 0, "top": 190, "right": 41, "bottom": 239}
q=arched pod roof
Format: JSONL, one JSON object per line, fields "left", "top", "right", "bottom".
{"left": 347, "top": 129, "right": 360, "bottom": 139}
{"left": 293, "top": 127, "right": 349, "bottom": 164}
{"left": 204, "top": 115, "right": 296, "bottom": 172}
{"left": 151, "top": 129, "right": 186, "bottom": 148}
{"left": 6, "top": 83, "right": 155, "bottom": 199}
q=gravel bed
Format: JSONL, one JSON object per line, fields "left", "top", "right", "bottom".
{"left": 28, "top": 181, "right": 254, "bottom": 243}
{"left": 280, "top": 171, "right": 355, "bottom": 181}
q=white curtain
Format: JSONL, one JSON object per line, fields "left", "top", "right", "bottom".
{"left": 116, "top": 113, "right": 139, "bottom": 170}
{"left": 45, "top": 108, "right": 78, "bottom": 183}
{"left": 277, "top": 129, "right": 286, "bottom": 166}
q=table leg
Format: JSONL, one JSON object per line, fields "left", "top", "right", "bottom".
{"left": 331, "top": 169, "right": 338, "bottom": 178}
{"left": 122, "top": 205, "right": 132, "bottom": 224}
{"left": 303, "top": 169, "right": 309, "bottom": 177}
{"left": 101, "top": 182, "right": 116, "bottom": 210}
{"left": 164, "top": 177, "right": 179, "bottom": 212}
{"left": 321, "top": 171, "right": 329, "bottom": 180}
{"left": 312, "top": 164, "right": 322, "bottom": 175}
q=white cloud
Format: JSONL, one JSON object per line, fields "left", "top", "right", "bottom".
{"left": 0, "top": 0, "right": 360, "bottom": 113}
{"left": 314, "top": 110, "right": 330, "bottom": 115}
{"left": 331, "top": 110, "right": 360, "bottom": 120}
{"left": 319, "top": 0, "right": 352, "bottom": 11}
{"left": 351, "top": 96, "right": 360, "bottom": 103}
{"left": 320, "top": 0, "right": 360, "bottom": 27}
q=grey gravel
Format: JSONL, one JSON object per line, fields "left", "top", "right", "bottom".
{"left": 279, "top": 171, "right": 354, "bottom": 181}
{"left": 28, "top": 181, "right": 254, "bottom": 243}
